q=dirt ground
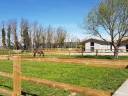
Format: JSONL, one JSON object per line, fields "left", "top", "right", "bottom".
{"left": 24, "top": 57, "right": 128, "bottom": 69}
{"left": 0, "top": 55, "right": 128, "bottom": 68}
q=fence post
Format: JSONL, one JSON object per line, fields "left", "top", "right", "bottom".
{"left": 8, "top": 49, "right": 11, "bottom": 60}
{"left": 12, "top": 56, "right": 21, "bottom": 96}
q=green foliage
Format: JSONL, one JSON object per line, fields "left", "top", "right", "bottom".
{"left": 2, "top": 26, "right": 6, "bottom": 48}
{"left": 7, "top": 25, "right": 11, "bottom": 49}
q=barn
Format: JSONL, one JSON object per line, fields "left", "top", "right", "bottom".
{"left": 82, "top": 38, "right": 128, "bottom": 53}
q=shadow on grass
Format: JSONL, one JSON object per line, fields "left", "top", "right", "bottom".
{"left": 0, "top": 85, "right": 38, "bottom": 96}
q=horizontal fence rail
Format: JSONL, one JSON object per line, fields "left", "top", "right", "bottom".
{"left": 0, "top": 71, "right": 111, "bottom": 96}
{"left": 0, "top": 88, "right": 12, "bottom": 96}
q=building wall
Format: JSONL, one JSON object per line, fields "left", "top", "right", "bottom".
{"left": 85, "top": 42, "right": 127, "bottom": 52}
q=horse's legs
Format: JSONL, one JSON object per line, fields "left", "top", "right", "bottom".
{"left": 43, "top": 52, "right": 44, "bottom": 57}
{"left": 33, "top": 53, "right": 36, "bottom": 57}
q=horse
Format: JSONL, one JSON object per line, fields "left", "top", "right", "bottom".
{"left": 33, "top": 49, "right": 44, "bottom": 57}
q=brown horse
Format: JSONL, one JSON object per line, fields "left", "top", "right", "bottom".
{"left": 33, "top": 49, "right": 44, "bottom": 57}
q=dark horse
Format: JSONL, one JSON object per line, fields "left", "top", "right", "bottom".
{"left": 33, "top": 49, "right": 44, "bottom": 57}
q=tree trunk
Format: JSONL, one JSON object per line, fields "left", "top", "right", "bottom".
{"left": 114, "top": 47, "right": 119, "bottom": 59}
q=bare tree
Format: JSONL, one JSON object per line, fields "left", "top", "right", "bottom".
{"left": 11, "top": 20, "right": 19, "bottom": 50}
{"left": 39, "top": 25, "right": 46, "bottom": 48}
{"left": 29, "top": 24, "right": 33, "bottom": 50}
{"left": 55, "top": 27, "right": 67, "bottom": 48}
{"left": 86, "top": 0, "right": 128, "bottom": 58}
{"left": 35, "top": 27, "right": 42, "bottom": 48}
{"left": 31, "top": 22, "right": 38, "bottom": 49}
{"left": 46, "top": 25, "right": 53, "bottom": 48}
{"left": 20, "top": 19, "right": 31, "bottom": 50}
{"left": 31, "top": 22, "right": 45, "bottom": 49}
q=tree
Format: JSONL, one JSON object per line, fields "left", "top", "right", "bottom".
{"left": 86, "top": 0, "right": 128, "bottom": 58}
{"left": 11, "top": 21, "right": 19, "bottom": 50}
{"left": 20, "top": 19, "right": 30, "bottom": 50}
{"left": 55, "top": 27, "right": 67, "bottom": 48}
{"left": 39, "top": 25, "right": 46, "bottom": 48}
{"left": 46, "top": 25, "right": 53, "bottom": 48}
{"left": 7, "top": 23, "right": 11, "bottom": 49}
{"left": 28, "top": 24, "right": 32, "bottom": 50}
{"left": 32, "top": 22, "right": 42, "bottom": 49}
{"left": 34, "top": 27, "right": 42, "bottom": 48}
{"left": 1, "top": 24, "right": 6, "bottom": 48}
{"left": 31, "top": 22, "right": 38, "bottom": 49}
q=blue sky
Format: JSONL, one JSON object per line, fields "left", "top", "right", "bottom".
{"left": 0, "top": 0, "right": 99, "bottom": 40}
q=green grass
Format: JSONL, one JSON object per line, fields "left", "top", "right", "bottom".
{"left": 72, "top": 55, "right": 128, "bottom": 60}
{"left": 0, "top": 50, "right": 16, "bottom": 55}
{"left": 53, "top": 55, "right": 128, "bottom": 60}
{"left": 0, "top": 77, "right": 72, "bottom": 96}
{"left": 73, "top": 55, "right": 114, "bottom": 59}
{"left": 0, "top": 50, "right": 10, "bottom": 55}
{"left": 20, "top": 52, "right": 128, "bottom": 60}
{"left": 0, "top": 61, "right": 74, "bottom": 96}
{"left": 0, "top": 60, "right": 128, "bottom": 95}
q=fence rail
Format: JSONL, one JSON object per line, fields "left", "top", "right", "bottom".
{"left": 0, "top": 71, "right": 111, "bottom": 96}
{"left": 0, "top": 88, "right": 12, "bottom": 96}
{"left": 0, "top": 56, "right": 111, "bottom": 96}
{"left": 85, "top": 49, "right": 128, "bottom": 53}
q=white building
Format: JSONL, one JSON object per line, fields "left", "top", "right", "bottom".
{"left": 82, "top": 38, "right": 128, "bottom": 53}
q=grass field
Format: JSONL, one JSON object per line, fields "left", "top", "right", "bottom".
{"left": 0, "top": 60, "right": 73, "bottom": 96}
{"left": 50, "top": 55, "right": 128, "bottom": 60}
{"left": 0, "top": 60, "right": 128, "bottom": 95}
{"left": 0, "top": 77, "right": 72, "bottom": 96}
{"left": 73, "top": 55, "right": 128, "bottom": 60}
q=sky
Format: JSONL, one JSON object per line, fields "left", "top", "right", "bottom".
{"left": 0, "top": 0, "right": 99, "bottom": 40}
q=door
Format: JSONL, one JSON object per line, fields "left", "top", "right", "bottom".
{"left": 126, "top": 45, "right": 128, "bottom": 52}
{"left": 90, "top": 42, "right": 94, "bottom": 52}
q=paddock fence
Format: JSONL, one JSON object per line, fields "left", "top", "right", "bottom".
{"left": 0, "top": 56, "right": 111, "bottom": 96}
{"left": 0, "top": 48, "right": 128, "bottom": 57}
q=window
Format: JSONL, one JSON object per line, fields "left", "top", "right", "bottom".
{"left": 90, "top": 42, "right": 94, "bottom": 46}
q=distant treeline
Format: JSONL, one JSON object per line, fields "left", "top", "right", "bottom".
{"left": 0, "top": 19, "right": 81, "bottom": 50}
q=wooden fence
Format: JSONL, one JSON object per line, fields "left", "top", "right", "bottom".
{"left": 0, "top": 56, "right": 111, "bottom": 96}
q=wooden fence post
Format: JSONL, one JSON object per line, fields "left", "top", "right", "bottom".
{"left": 12, "top": 56, "right": 21, "bottom": 96}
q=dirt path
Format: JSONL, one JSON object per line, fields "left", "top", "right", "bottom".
{"left": 23, "top": 57, "right": 128, "bottom": 69}
{"left": 0, "top": 55, "right": 128, "bottom": 68}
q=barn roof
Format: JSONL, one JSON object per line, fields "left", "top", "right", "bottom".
{"left": 121, "top": 37, "right": 128, "bottom": 45}
{"left": 82, "top": 37, "right": 128, "bottom": 45}
{"left": 82, "top": 38, "right": 110, "bottom": 45}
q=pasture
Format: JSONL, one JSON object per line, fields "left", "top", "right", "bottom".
{"left": 0, "top": 60, "right": 128, "bottom": 96}
{"left": 0, "top": 49, "right": 128, "bottom": 96}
